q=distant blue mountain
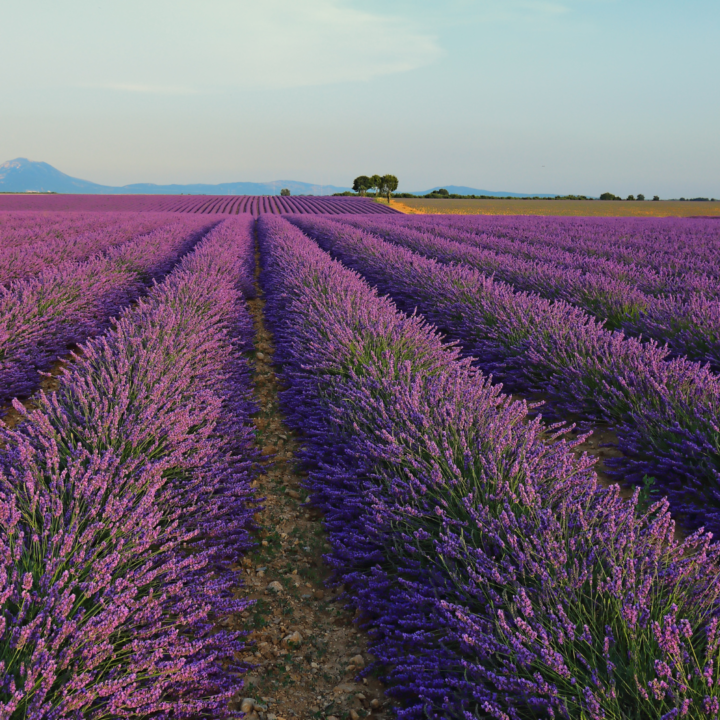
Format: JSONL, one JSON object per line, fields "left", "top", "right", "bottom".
{"left": 0, "top": 158, "right": 109, "bottom": 194}
{"left": 0, "top": 159, "right": 559, "bottom": 198}
{"left": 408, "top": 185, "right": 557, "bottom": 198}
{"left": 0, "top": 158, "right": 351, "bottom": 196}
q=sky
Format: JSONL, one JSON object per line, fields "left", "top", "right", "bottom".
{"left": 2, "top": 0, "right": 718, "bottom": 196}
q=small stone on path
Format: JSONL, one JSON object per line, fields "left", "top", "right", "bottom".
{"left": 281, "top": 630, "right": 303, "bottom": 647}
{"left": 240, "top": 698, "right": 255, "bottom": 713}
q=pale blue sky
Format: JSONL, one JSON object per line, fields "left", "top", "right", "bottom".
{"left": 2, "top": 0, "right": 718, "bottom": 196}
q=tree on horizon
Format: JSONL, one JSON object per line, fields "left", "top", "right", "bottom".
{"left": 379, "top": 174, "right": 399, "bottom": 204}
{"left": 352, "top": 176, "right": 372, "bottom": 196}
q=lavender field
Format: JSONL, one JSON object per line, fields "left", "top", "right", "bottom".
{"left": 0, "top": 194, "right": 400, "bottom": 216}
{"left": 2, "top": 205, "right": 720, "bottom": 718}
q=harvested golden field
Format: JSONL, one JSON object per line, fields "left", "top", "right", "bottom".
{"left": 388, "top": 198, "right": 720, "bottom": 217}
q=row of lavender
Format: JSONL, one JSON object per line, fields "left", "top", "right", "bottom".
{"left": 333, "top": 215, "right": 720, "bottom": 370}
{"left": 259, "top": 215, "right": 720, "bottom": 718}
{"left": 374, "top": 215, "right": 720, "bottom": 293}
{"left": 0, "top": 215, "right": 214, "bottom": 402}
{"left": 0, "top": 212, "right": 132, "bottom": 248}
{"left": 0, "top": 218, "right": 257, "bottom": 717}
{"left": 290, "top": 216, "right": 720, "bottom": 535}
{"left": 0, "top": 212, "right": 183, "bottom": 285}
{"left": 408, "top": 214, "right": 720, "bottom": 277}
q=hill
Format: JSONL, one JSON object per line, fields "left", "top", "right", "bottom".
{"left": 408, "top": 185, "right": 557, "bottom": 198}
{"left": 0, "top": 158, "right": 351, "bottom": 196}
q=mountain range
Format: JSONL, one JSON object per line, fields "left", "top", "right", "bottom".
{"left": 0, "top": 158, "right": 555, "bottom": 197}
{"left": 409, "top": 185, "right": 556, "bottom": 198}
{"left": 0, "top": 158, "right": 351, "bottom": 196}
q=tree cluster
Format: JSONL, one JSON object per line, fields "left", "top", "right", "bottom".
{"left": 352, "top": 174, "right": 399, "bottom": 203}
{"left": 600, "top": 193, "right": 658, "bottom": 201}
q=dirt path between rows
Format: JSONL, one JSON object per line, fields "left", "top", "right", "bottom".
{"left": 0, "top": 349, "right": 81, "bottom": 429}
{"left": 227, "top": 246, "right": 652, "bottom": 719}
{"left": 513, "top": 391, "right": 628, "bottom": 496}
{"left": 229, "top": 263, "right": 391, "bottom": 720}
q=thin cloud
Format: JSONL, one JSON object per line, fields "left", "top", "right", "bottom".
{"left": 2, "top": 0, "right": 441, "bottom": 93}
{"left": 223, "top": 0, "right": 442, "bottom": 88}
{"left": 516, "top": 1, "right": 570, "bottom": 13}
{"left": 468, "top": 0, "right": 573, "bottom": 22}
{"left": 90, "top": 83, "right": 198, "bottom": 95}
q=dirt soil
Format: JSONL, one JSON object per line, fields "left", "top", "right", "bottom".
{"left": 229, "top": 274, "right": 391, "bottom": 720}
{"left": 0, "top": 349, "right": 80, "bottom": 430}
{"left": 569, "top": 422, "right": 628, "bottom": 495}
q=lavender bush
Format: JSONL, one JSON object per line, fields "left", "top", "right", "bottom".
{"left": 258, "top": 215, "right": 720, "bottom": 718}
{"left": 0, "top": 217, "right": 257, "bottom": 718}
{"left": 385, "top": 214, "right": 720, "bottom": 298}
{"left": 400, "top": 214, "right": 720, "bottom": 279}
{"left": 289, "top": 215, "right": 720, "bottom": 534}
{"left": 0, "top": 211, "right": 130, "bottom": 250}
{"left": 0, "top": 212, "right": 182, "bottom": 285}
{"left": 0, "top": 215, "right": 215, "bottom": 404}
{"left": 331, "top": 216, "right": 720, "bottom": 369}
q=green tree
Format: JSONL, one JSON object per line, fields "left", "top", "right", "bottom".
{"left": 370, "top": 174, "right": 383, "bottom": 197}
{"left": 637, "top": 193, "right": 645, "bottom": 201}
{"left": 626, "top": 195, "right": 635, "bottom": 201}
{"left": 352, "top": 176, "right": 372, "bottom": 196}
{"left": 653, "top": 195, "right": 660, "bottom": 201}
{"left": 379, "top": 174, "right": 399, "bottom": 204}
{"left": 280, "top": 188, "right": 291, "bottom": 196}
{"left": 600, "top": 192, "right": 619, "bottom": 200}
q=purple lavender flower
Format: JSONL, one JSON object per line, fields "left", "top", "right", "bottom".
{"left": 0, "top": 217, "right": 258, "bottom": 717}
{"left": 0, "top": 194, "right": 401, "bottom": 216}
{"left": 0, "top": 215, "right": 216, "bottom": 404}
{"left": 288, "top": 215, "right": 720, "bottom": 534}
{"left": 0, "top": 212, "right": 180, "bottom": 285}
{"left": 329, "top": 214, "right": 720, "bottom": 369}
{"left": 258, "top": 214, "right": 720, "bottom": 719}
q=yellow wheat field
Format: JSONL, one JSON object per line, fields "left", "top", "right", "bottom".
{"left": 388, "top": 198, "right": 720, "bottom": 217}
